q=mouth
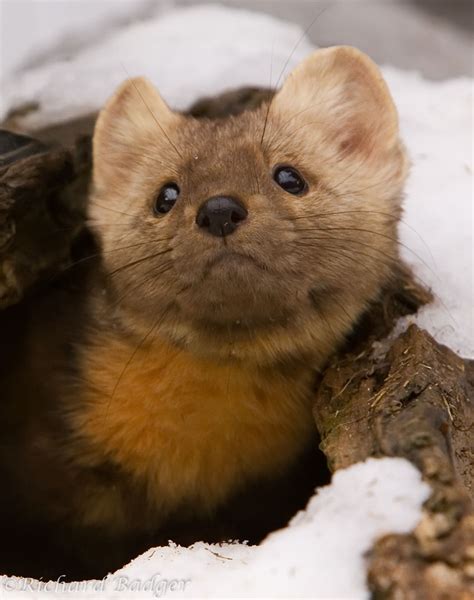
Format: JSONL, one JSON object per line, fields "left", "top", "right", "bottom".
{"left": 203, "top": 250, "right": 267, "bottom": 274}
{"left": 174, "top": 248, "right": 290, "bottom": 327}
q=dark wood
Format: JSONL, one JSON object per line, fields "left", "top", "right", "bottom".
{"left": 0, "top": 132, "right": 91, "bottom": 308}
{"left": 314, "top": 307, "right": 474, "bottom": 598}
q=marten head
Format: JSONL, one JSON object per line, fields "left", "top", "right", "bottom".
{"left": 91, "top": 46, "right": 408, "bottom": 367}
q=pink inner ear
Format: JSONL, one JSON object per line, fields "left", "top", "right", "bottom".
{"left": 338, "top": 126, "right": 365, "bottom": 157}
{"left": 337, "top": 121, "right": 376, "bottom": 159}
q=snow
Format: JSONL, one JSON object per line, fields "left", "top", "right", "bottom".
{"left": 383, "top": 69, "right": 473, "bottom": 358}
{"left": 0, "top": 4, "right": 313, "bottom": 128}
{"left": 1, "top": 458, "right": 430, "bottom": 599}
{"left": 0, "top": 3, "right": 469, "bottom": 596}
{"left": 0, "top": 0, "right": 158, "bottom": 83}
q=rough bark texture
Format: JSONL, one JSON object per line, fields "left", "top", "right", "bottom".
{"left": 0, "top": 131, "right": 90, "bottom": 308}
{"left": 1, "top": 110, "right": 473, "bottom": 598}
{"left": 315, "top": 300, "right": 474, "bottom": 599}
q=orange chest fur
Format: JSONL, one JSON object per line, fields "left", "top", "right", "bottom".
{"left": 72, "top": 333, "right": 315, "bottom": 516}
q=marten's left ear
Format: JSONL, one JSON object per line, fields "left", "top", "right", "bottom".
{"left": 93, "top": 77, "right": 180, "bottom": 192}
{"left": 271, "top": 46, "right": 399, "bottom": 161}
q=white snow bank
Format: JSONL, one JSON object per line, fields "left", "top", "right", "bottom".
{"left": 383, "top": 69, "right": 473, "bottom": 358}
{"left": 0, "top": 0, "right": 157, "bottom": 83}
{"left": 1, "top": 458, "right": 430, "bottom": 598}
{"left": 1, "top": 5, "right": 471, "bottom": 358}
{"left": 0, "top": 4, "right": 313, "bottom": 128}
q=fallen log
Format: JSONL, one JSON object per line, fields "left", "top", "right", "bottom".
{"left": 315, "top": 303, "right": 474, "bottom": 598}
{"left": 0, "top": 131, "right": 90, "bottom": 309}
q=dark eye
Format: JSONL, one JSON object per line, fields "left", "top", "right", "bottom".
{"left": 273, "top": 165, "right": 307, "bottom": 195}
{"left": 153, "top": 183, "right": 180, "bottom": 215}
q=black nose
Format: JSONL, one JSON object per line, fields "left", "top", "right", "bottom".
{"left": 196, "top": 196, "right": 248, "bottom": 237}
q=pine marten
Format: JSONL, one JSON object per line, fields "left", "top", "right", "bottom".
{"left": 0, "top": 47, "right": 408, "bottom": 579}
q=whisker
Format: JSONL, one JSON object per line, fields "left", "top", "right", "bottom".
{"left": 106, "top": 304, "right": 172, "bottom": 413}
{"left": 121, "top": 63, "right": 183, "bottom": 160}
{"left": 295, "top": 239, "right": 397, "bottom": 272}
{"left": 287, "top": 209, "right": 399, "bottom": 221}
{"left": 57, "top": 237, "right": 173, "bottom": 276}
{"left": 250, "top": 159, "right": 261, "bottom": 195}
{"left": 265, "top": 98, "right": 337, "bottom": 149}
{"left": 107, "top": 261, "right": 174, "bottom": 310}
{"left": 93, "top": 148, "right": 180, "bottom": 174}
{"left": 294, "top": 237, "right": 455, "bottom": 325}
{"left": 88, "top": 200, "right": 137, "bottom": 218}
{"left": 106, "top": 248, "right": 173, "bottom": 279}
{"left": 294, "top": 226, "right": 437, "bottom": 279}
{"left": 297, "top": 234, "right": 397, "bottom": 263}
{"left": 260, "top": 4, "right": 330, "bottom": 147}
{"left": 286, "top": 209, "right": 436, "bottom": 270}
{"left": 290, "top": 210, "right": 399, "bottom": 234}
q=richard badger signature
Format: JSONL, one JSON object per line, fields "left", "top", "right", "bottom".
{"left": 2, "top": 573, "right": 191, "bottom": 596}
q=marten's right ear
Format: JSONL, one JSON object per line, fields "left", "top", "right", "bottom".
{"left": 93, "top": 77, "right": 179, "bottom": 192}
{"left": 270, "top": 46, "right": 400, "bottom": 164}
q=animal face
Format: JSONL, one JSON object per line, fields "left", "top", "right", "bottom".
{"left": 91, "top": 46, "right": 408, "bottom": 366}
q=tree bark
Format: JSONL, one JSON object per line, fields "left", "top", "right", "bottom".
{"left": 314, "top": 279, "right": 474, "bottom": 598}
{"left": 0, "top": 131, "right": 90, "bottom": 308}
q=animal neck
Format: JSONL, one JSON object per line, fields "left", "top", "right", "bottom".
{"left": 70, "top": 325, "right": 317, "bottom": 519}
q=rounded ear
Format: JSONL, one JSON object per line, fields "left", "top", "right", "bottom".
{"left": 93, "top": 77, "right": 179, "bottom": 192}
{"left": 271, "top": 46, "right": 400, "bottom": 161}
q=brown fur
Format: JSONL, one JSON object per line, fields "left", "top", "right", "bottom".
{"left": 0, "top": 47, "right": 408, "bottom": 578}
{"left": 72, "top": 45, "right": 407, "bottom": 529}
